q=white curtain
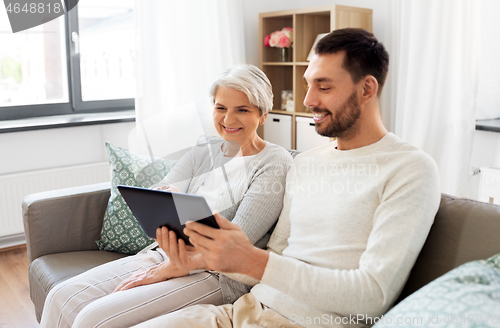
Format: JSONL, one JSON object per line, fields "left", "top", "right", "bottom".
{"left": 385, "top": 0, "right": 480, "bottom": 197}
{"left": 475, "top": 0, "right": 500, "bottom": 120}
{"left": 130, "top": 0, "right": 246, "bottom": 159}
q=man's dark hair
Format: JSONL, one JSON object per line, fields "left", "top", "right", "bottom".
{"left": 315, "top": 28, "right": 389, "bottom": 96}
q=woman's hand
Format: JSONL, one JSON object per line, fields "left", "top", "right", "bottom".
{"left": 152, "top": 185, "right": 181, "bottom": 193}
{"left": 156, "top": 227, "right": 208, "bottom": 272}
{"left": 113, "top": 260, "right": 189, "bottom": 292}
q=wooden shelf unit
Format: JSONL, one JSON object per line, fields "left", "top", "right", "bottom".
{"left": 259, "top": 5, "right": 372, "bottom": 149}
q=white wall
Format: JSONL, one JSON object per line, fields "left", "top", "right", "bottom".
{"left": 0, "top": 122, "right": 133, "bottom": 246}
{"left": 0, "top": 122, "right": 134, "bottom": 175}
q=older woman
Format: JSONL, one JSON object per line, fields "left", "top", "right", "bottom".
{"left": 40, "top": 65, "right": 292, "bottom": 328}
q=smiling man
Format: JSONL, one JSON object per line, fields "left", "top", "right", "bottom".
{"left": 133, "top": 28, "right": 441, "bottom": 328}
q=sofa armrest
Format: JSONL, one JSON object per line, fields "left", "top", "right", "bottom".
{"left": 23, "top": 182, "right": 111, "bottom": 263}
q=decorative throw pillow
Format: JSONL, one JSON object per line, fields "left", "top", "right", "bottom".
{"left": 97, "top": 142, "right": 177, "bottom": 254}
{"left": 373, "top": 253, "right": 500, "bottom": 328}
{"left": 487, "top": 252, "right": 500, "bottom": 268}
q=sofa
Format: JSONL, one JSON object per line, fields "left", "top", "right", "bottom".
{"left": 23, "top": 183, "right": 500, "bottom": 323}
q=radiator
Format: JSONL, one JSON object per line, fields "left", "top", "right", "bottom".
{"left": 478, "top": 167, "right": 500, "bottom": 205}
{"left": 0, "top": 162, "right": 110, "bottom": 241}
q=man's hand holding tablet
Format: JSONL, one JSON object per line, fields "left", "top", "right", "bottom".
{"left": 184, "top": 212, "right": 269, "bottom": 280}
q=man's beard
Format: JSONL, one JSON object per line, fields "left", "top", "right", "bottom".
{"left": 314, "top": 90, "right": 361, "bottom": 139}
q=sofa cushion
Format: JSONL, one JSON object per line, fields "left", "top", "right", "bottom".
{"left": 29, "top": 250, "right": 128, "bottom": 322}
{"left": 398, "top": 194, "right": 500, "bottom": 301}
{"left": 97, "top": 142, "right": 176, "bottom": 254}
{"left": 374, "top": 253, "right": 500, "bottom": 327}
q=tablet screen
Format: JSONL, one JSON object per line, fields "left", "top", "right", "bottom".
{"left": 118, "top": 185, "right": 219, "bottom": 245}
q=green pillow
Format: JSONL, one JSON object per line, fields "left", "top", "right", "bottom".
{"left": 374, "top": 253, "right": 500, "bottom": 328}
{"left": 487, "top": 252, "right": 500, "bottom": 269}
{"left": 97, "top": 142, "right": 177, "bottom": 254}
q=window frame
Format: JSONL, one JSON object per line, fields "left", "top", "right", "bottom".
{"left": 0, "top": 1, "right": 135, "bottom": 121}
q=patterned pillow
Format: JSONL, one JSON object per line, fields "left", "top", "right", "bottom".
{"left": 96, "top": 142, "right": 177, "bottom": 254}
{"left": 373, "top": 253, "right": 500, "bottom": 328}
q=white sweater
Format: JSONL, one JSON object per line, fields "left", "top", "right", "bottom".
{"left": 248, "top": 133, "right": 441, "bottom": 327}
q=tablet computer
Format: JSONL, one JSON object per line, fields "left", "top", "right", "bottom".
{"left": 117, "top": 185, "right": 219, "bottom": 246}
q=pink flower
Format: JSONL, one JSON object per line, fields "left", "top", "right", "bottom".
{"left": 264, "top": 34, "right": 271, "bottom": 47}
{"left": 269, "top": 31, "right": 281, "bottom": 47}
{"left": 266, "top": 27, "right": 293, "bottom": 48}
{"left": 278, "top": 35, "right": 291, "bottom": 48}
{"left": 282, "top": 29, "right": 292, "bottom": 42}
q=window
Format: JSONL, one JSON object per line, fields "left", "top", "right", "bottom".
{"left": 0, "top": 0, "right": 135, "bottom": 120}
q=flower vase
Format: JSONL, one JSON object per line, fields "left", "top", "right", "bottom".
{"left": 278, "top": 47, "right": 292, "bottom": 62}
